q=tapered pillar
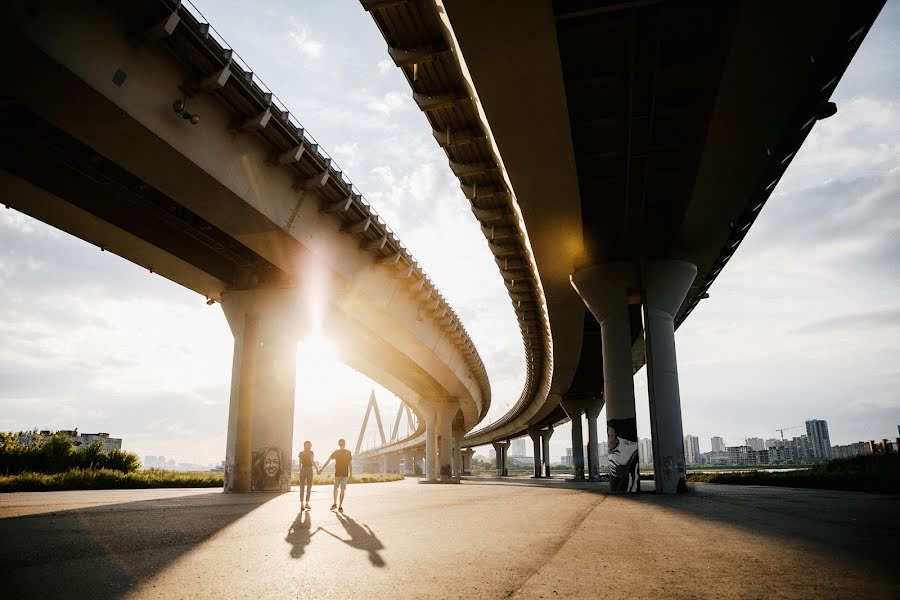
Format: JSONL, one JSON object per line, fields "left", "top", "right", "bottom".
{"left": 451, "top": 423, "right": 464, "bottom": 478}
{"left": 529, "top": 430, "right": 542, "bottom": 478}
{"left": 643, "top": 260, "right": 696, "bottom": 494}
{"left": 221, "top": 287, "right": 302, "bottom": 493}
{"left": 491, "top": 442, "right": 506, "bottom": 477}
{"left": 401, "top": 450, "right": 413, "bottom": 475}
{"left": 501, "top": 442, "right": 509, "bottom": 476}
{"left": 572, "top": 263, "right": 640, "bottom": 493}
{"left": 436, "top": 401, "right": 459, "bottom": 482}
{"left": 561, "top": 396, "right": 587, "bottom": 480}
{"left": 462, "top": 448, "right": 475, "bottom": 475}
{"left": 586, "top": 396, "right": 604, "bottom": 481}
{"left": 541, "top": 427, "right": 554, "bottom": 478}
{"left": 422, "top": 405, "right": 437, "bottom": 482}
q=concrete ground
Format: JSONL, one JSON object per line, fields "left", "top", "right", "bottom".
{"left": 1, "top": 478, "right": 897, "bottom": 599}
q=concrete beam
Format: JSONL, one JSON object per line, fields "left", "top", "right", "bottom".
{"left": 274, "top": 144, "right": 305, "bottom": 165}
{"left": 388, "top": 44, "right": 450, "bottom": 67}
{"left": 341, "top": 216, "right": 371, "bottom": 234}
{"left": 140, "top": 11, "right": 180, "bottom": 42}
{"left": 413, "top": 91, "right": 468, "bottom": 112}
{"left": 230, "top": 108, "right": 272, "bottom": 133}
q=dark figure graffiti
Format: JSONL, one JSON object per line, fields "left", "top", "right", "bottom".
{"left": 607, "top": 418, "right": 640, "bottom": 492}
{"left": 251, "top": 446, "right": 289, "bottom": 491}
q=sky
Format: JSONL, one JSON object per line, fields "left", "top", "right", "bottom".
{"left": 0, "top": 1, "right": 898, "bottom": 465}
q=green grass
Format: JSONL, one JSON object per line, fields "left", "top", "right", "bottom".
{"left": 0, "top": 469, "right": 405, "bottom": 492}
{"left": 292, "top": 473, "right": 405, "bottom": 485}
{"left": 686, "top": 454, "right": 900, "bottom": 494}
{"left": 0, "top": 468, "right": 223, "bottom": 492}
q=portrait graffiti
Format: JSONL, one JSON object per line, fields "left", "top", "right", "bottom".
{"left": 607, "top": 418, "right": 640, "bottom": 492}
{"left": 251, "top": 446, "right": 290, "bottom": 491}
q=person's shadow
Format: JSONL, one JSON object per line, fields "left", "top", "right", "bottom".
{"left": 322, "top": 513, "right": 386, "bottom": 567}
{"left": 285, "top": 511, "right": 320, "bottom": 559}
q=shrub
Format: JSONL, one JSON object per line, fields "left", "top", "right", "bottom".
{"left": 0, "top": 432, "right": 140, "bottom": 475}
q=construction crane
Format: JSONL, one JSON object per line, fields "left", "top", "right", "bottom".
{"left": 775, "top": 425, "right": 803, "bottom": 441}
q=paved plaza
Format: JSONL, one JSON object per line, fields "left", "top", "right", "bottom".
{"left": 1, "top": 478, "right": 898, "bottom": 599}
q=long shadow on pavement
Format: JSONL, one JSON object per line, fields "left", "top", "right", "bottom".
{"left": 464, "top": 477, "right": 900, "bottom": 583}
{"left": 320, "top": 512, "right": 386, "bottom": 567}
{"left": 0, "top": 490, "right": 281, "bottom": 599}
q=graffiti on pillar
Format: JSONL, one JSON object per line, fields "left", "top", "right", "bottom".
{"left": 607, "top": 418, "right": 639, "bottom": 492}
{"left": 251, "top": 447, "right": 290, "bottom": 491}
{"left": 223, "top": 458, "right": 235, "bottom": 491}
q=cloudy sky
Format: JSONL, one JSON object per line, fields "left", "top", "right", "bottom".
{"left": 1, "top": 1, "right": 897, "bottom": 465}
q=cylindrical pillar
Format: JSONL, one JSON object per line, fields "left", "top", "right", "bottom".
{"left": 571, "top": 263, "right": 640, "bottom": 493}
{"left": 436, "top": 402, "right": 458, "bottom": 482}
{"left": 643, "top": 260, "right": 696, "bottom": 494}
{"left": 423, "top": 406, "right": 437, "bottom": 482}
{"left": 529, "top": 430, "right": 542, "bottom": 478}
{"left": 500, "top": 442, "right": 509, "bottom": 476}
{"left": 560, "top": 396, "right": 587, "bottom": 480}
{"left": 452, "top": 425, "right": 464, "bottom": 478}
{"left": 221, "top": 287, "right": 301, "bottom": 493}
{"left": 462, "top": 448, "right": 475, "bottom": 475}
{"left": 586, "top": 396, "right": 604, "bottom": 481}
{"left": 492, "top": 441, "right": 504, "bottom": 476}
{"left": 541, "top": 427, "right": 554, "bottom": 478}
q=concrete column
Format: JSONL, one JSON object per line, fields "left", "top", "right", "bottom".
{"left": 436, "top": 401, "right": 459, "bottom": 482}
{"left": 422, "top": 406, "right": 437, "bottom": 482}
{"left": 221, "top": 287, "right": 300, "bottom": 493}
{"left": 643, "top": 260, "right": 696, "bottom": 494}
{"left": 560, "top": 396, "right": 587, "bottom": 480}
{"left": 492, "top": 442, "right": 503, "bottom": 476}
{"left": 529, "top": 430, "right": 542, "bottom": 478}
{"left": 401, "top": 450, "right": 413, "bottom": 476}
{"left": 452, "top": 424, "right": 464, "bottom": 478}
{"left": 501, "top": 442, "right": 510, "bottom": 476}
{"left": 462, "top": 448, "right": 475, "bottom": 475}
{"left": 541, "top": 427, "right": 554, "bottom": 478}
{"left": 571, "top": 263, "right": 640, "bottom": 493}
{"left": 586, "top": 396, "right": 604, "bottom": 481}
{"left": 380, "top": 455, "right": 389, "bottom": 474}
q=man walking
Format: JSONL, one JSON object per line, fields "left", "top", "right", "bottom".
{"left": 298, "top": 440, "right": 316, "bottom": 511}
{"left": 318, "top": 438, "right": 352, "bottom": 513}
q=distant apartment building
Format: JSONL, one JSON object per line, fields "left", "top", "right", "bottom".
{"left": 745, "top": 437, "right": 766, "bottom": 451}
{"left": 727, "top": 445, "right": 769, "bottom": 466}
{"left": 638, "top": 438, "right": 653, "bottom": 466}
{"left": 711, "top": 436, "right": 726, "bottom": 453}
{"left": 831, "top": 441, "right": 872, "bottom": 460}
{"left": 766, "top": 436, "right": 811, "bottom": 463}
{"left": 598, "top": 442, "right": 609, "bottom": 458}
{"left": 683, "top": 435, "right": 700, "bottom": 465}
{"left": 699, "top": 451, "right": 729, "bottom": 465}
{"left": 509, "top": 437, "right": 528, "bottom": 458}
{"left": 806, "top": 419, "right": 832, "bottom": 459}
{"left": 562, "top": 448, "right": 573, "bottom": 467}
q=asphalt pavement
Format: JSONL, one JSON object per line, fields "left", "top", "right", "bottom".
{"left": 1, "top": 478, "right": 897, "bottom": 599}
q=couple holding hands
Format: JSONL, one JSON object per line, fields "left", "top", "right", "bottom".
{"left": 298, "top": 439, "right": 353, "bottom": 513}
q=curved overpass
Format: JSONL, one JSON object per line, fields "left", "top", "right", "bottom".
{"left": 363, "top": 0, "right": 885, "bottom": 489}
{"left": 1, "top": 0, "right": 489, "bottom": 490}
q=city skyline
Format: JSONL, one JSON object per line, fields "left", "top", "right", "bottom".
{"left": 0, "top": 1, "right": 898, "bottom": 465}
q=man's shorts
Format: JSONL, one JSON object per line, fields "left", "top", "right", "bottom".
{"left": 333, "top": 476, "right": 349, "bottom": 491}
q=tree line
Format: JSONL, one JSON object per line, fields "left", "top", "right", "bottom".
{"left": 0, "top": 431, "right": 140, "bottom": 475}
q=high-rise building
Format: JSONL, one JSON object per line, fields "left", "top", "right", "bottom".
{"left": 806, "top": 419, "right": 832, "bottom": 459}
{"left": 745, "top": 437, "right": 766, "bottom": 451}
{"left": 683, "top": 435, "right": 700, "bottom": 464}
{"left": 562, "top": 448, "right": 573, "bottom": 466}
{"left": 638, "top": 438, "right": 653, "bottom": 466}
{"left": 711, "top": 436, "right": 725, "bottom": 453}
{"left": 509, "top": 437, "right": 528, "bottom": 457}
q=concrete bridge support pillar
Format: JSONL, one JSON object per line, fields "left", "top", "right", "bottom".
{"left": 541, "top": 427, "right": 554, "bottom": 478}
{"left": 462, "top": 448, "right": 475, "bottom": 476}
{"left": 452, "top": 424, "right": 464, "bottom": 479}
{"left": 492, "top": 441, "right": 508, "bottom": 476}
{"left": 423, "top": 406, "right": 438, "bottom": 482}
{"left": 380, "top": 455, "right": 389, "bottom": 474}
{"left": 561, "top": 396, "right": 587, "bottom": 480}
{"left": 643, "top": 260, "right": 696, "bottom": 494}
{"left": 572, "top": 263, "right": 640, "bottom": 493}
{"left": 221, "top": 287, "right": 300, "bottom": 493}
{"left": 529, "top": 430, "right": 542, "bottom": 478}
{"left": 586, "top": 396, "right": 604, "bottom": 481}
{"left": 401, "top": 450, "right": 414, "bottom": 476}
{"left": 436, "top": 401, "right": 459, "bottom": 482}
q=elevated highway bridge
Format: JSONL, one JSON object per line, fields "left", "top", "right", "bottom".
{"left": 360, "top": 0, "right": 885, "bottom": 492}
{"left": 1, "top": 0, "right": 489, "bottom": 490}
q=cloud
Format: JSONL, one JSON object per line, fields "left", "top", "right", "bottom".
{"left": 790, "top": 307, "right": 900, "bottom": 335}
{"left": 287, "top": 18, "right": 323, "bottom": 59}
{"left": 365, "top": 90, "right": 411, "bottom": 116}
{"left": 378, "top": 59, "right": 394, "bottom": 75}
